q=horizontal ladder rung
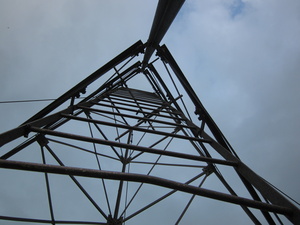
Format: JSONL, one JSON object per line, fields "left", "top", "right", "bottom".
{"left": 61, "top": 113, "right": 210, "bottom": 143}
{"left": 77, "top": 106, "right": 190, "bottom": 129}
{"left": 110, "top": 93, "right": 163, "bottom": 105}
{"left": 90, "top": 102, "right": 185, "bottom": 121}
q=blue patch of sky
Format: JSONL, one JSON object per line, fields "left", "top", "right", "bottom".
{"left": 229, "top": 0, "right": 246, "bottom": 18}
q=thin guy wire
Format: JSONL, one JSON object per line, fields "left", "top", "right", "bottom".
{"left": 90, "top": 111, "right": 126, "bottom": 125}
{"left": 161, "top": 60, "right": 193, "bottom": 121}
{"left": 47, "top": 137, "right": 119, "bottom": 161}
{"left": 130, "top": 126, "right": 178, "bottom": 161}
{"left": 44, "top": 143, "right": 108, "bottom": 220}
{"left": 107, "top": 96, "right": 130, "bottom": 126}
{"left": 112, "top": 103, "right": 124, "bottom": 157}
{"left": 123, "top": 153, "right": 132, "bottom": 225}
{"left": 119, "top": 136, "right": 175, "bottom": 218}
{"left": 40, "top": 145, "right": 56, "bottom": 225}
{"left": 175, "top": 174, "right": 209, "bottom": 225}
{"left": 124, "top": 171, "right": 207, "bottom": 222}
{"left": 102, "top": 54, "right": 137, "bottom": 87}
{"left": 87, "top": 114, "right": 122, "bottom": 160}
{"left": 0, "top": 97, "right": 85, "bottom": 104}
{"left": 262, "top": 177, "right": 300, "bottom": 206}
{"left": 264, "top": 198, "right": 284, "bottom": 225}
{"left": 0, "top": 215, "right": 107, "bottom": 224}
{"left": 87, "top": 118, "right": 112, "bottom": 216}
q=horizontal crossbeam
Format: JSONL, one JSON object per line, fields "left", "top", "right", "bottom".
{"left": 29, "top": 126, "right": 237, "bottom": 166}
{"left": 0, "top": 159, "right": 292, "bottom": 215}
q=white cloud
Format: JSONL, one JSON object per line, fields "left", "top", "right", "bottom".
{"left": 165, "top": 0, "right": 300, "bottom": 214}
{"left": 0, "top": 0, "right": 299, "bottom": 224}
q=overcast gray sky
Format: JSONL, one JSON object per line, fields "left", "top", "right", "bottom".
{"left": 0, "top": 0, "right": 300, "bottom": 224}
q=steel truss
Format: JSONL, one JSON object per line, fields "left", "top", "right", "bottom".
{"left": 0, "top": 41, "right": 299, "bottom": 224}
{"left": 1, "top": 1, "right": 300, "bottom": 224}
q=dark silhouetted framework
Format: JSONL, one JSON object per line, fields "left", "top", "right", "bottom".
{"left": 0, "top": 1, "right": 299, "bottom": 224}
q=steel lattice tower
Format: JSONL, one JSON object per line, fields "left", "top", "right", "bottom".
{"left": 1, "top": 1, "right": 299, "bottom": 224}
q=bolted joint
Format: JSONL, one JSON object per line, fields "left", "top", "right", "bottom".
{"left": 107, "top": 215, "right": 123, "bottom": 225}
{"left": 195, "top": 107, "right": 205, "bottom": 121}
{"left": 23, "top": 125, "right": 31, "bottom": 138}
{"left": 80, "top": 88, "right": 86, "bottom": 95}
{"left": 194, "top": 107, "right": 201, "bottom": 115}
{"left": 202, "top": 164, "right": 214, "bottom": 176}
{"left": 174, "top": 126, "right": 182, "bottom": 133}
{"left": 120, "top": 156, "right": 131, "bottom": 165}
{"left": 36, "top": 135, "right": 49, "bottom": 147}
{"left": 84, "top": 110, "right": 91, "bottom": 116}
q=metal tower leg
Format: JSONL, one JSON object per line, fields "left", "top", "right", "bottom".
{"left": 0, "top": 41, "right": 299, "bottom": 224}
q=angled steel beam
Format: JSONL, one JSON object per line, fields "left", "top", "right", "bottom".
{"left": 42, "top": 142, "right": 109, "bottom": 220}
{"left": 201, "top": 131, "right": 300, "bottom": 224}
{"left": 23, "top": 41, "right": 145, "bottom": 124}
{"left": 157, "top": 44, "right": 300, "bottom": 223}
{"left": 157, "top": 44, "right": 232, "bottom": 152}
{"left": 123, "top": 171, "right": 207, "bottom": 222}
{"left": 142, "top": 0, "right": 185, "bottom": 67}
{"left": 0, "top": 107, "right": 74, "bottom": 148}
